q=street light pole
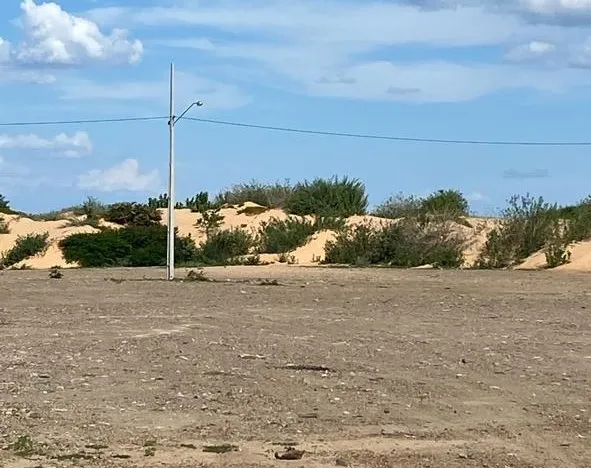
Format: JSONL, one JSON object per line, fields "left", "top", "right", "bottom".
{"left": 166, "top": 62, "right": 204, "bottom": 281}
{"left": 167, "top": 63, "right": 176, "bottom": 281}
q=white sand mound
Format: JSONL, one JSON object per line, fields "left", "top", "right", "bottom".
{"left": 2, "top": 204, "right": 590, "bottom": 271}
{"left": 516, "top": 240, "right": 591, "bottom": 272}
{"left": 0, "top": 214, "right": 100, "bottom": 268}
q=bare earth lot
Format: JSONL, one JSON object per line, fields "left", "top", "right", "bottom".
{"left": 0, "top": 266, "right": 589, "bottom": 467}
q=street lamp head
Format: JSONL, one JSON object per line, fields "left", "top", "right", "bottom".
{"left": 195, "top": 100, "right": 204, "bottom": 107}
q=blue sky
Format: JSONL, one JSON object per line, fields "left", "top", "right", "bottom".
{"left": 2, "top": 0, "right": 591, "bottom": 214}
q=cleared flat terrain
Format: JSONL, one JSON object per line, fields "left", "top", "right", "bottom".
{"left": 0, "top": 266, "right": 589, "bottom": 467}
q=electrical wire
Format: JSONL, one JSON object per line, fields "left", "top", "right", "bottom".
{"left": 0, "top": 114, "right": 590, "bottom": 147}
{"left": 185, "top": 117, "right": 591, "bottom": 147}
{"left": 0, "top": 116, "right": 168, "bottom": 127}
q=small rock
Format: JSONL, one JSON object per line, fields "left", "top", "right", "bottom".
{"left": 335, "top": 457, "right": 349, "bottom": 466}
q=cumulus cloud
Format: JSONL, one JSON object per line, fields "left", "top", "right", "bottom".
{"left": 77, "top": 159, "right": 160, "bottom": 192}
{"left": 0, "top": 131, "right": 92, "bottom": 157}
{"left": 5, "top": 0, "right": 142, "bottom": 66}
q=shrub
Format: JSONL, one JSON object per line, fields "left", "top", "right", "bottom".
{"left": 372, "top": 193, "right": 422, "bottom": 219}
{"left": 148, "top": 193, "right": 185, "bottom": 209}
{"left": 0, "top": 194, "right": 15, "bottom": 215}
{"left": 285, "top": 176, "right": 368, "bottom": 217}
{"left": 476, "top": 194, "right": 559, "bottom": 268}
{"left": 257, "top": 216, "right": 345, "bottom": 254}
{"left": 215, "top": 180, "right": 293, "bottom": 208}
{"left": 104, "top": 202, "right": 161, "bottom": 227}
{"left": 258, "top": 217, "right": 317, "bottom": 253}
{"left": 559, "top": 197, "right": 591, "bottom": 243}
{"left": 73, "top": 197, "right": 106, "bottom": 219}
{"left": 1, "top": 233, "right": 50, "bottom": 268}
{"left": 195, "top": 207, "right": 224, "bottom": 239}
{"left": 0, "top": 216, "right": 8, "bottom": 234}
{"left": 185, "top": 192, "right": 213, "bottom": 212}
{"left": 59, "top": 225, "right": 198, "bottom": 267}
{"left": 148, "top": 193, "right": 169, "bottom": 209}
{"left": 195, "top": 228, "right": 254, "bottom": 265}
{"left": 544, "top": 219, "right": 572, "bottom": 268}
{"left": 419, "top": 189, "right": 470, "bottom": 221}
{"left": 324, "top": 219, "right": 464, "bottom": 268}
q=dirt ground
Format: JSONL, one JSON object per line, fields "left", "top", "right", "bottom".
{"left": 0, "top": 266, "right": 589, "bottom": 468}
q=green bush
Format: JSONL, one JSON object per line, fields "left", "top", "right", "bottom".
{"left": 1, "top": 233, "right": 50, "bottom": 268}
{"left": 59, "top": 225, "right": 198, "bottom": 267}
{"left": 324, "top": 219, "right": 464, "bottom": 268}
{"left": 257, "top": 216, "right": 345, "bottom": 254}
{"left": 185, "top": 191, "right": 213, "bottom": 212}
{"left": 419, "top": 189, "right": 470, "bottom": 221}
{"left": 372, "top": 193, "right": 423, "bottom": 219}
{"left": 104, "top": 202, "right": 161, "bottom": 227}
{"left": 0, "top": 194, "right": 16, "bottom": 215}
{"left": 215, "top": 180, "right": 293, "bottom": 208}
{"left": 476, "top": 194, "right": 559, "bottom": 268}
{"left": 257, "top": 217, "right": 317, "bottom": 253}
{"left": 195, "top": 228, "right": 254, "bottom": 265}
{"left": 148, "top": 193, "right": 169, "bottom": 209}
{"left": 285, "top": 176, "right": 368, "bottom": 217}
{"left": 148, "top": 193, "right": 185, "bottom": 209}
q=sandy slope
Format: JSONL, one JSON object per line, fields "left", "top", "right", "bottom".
{"left": 1, "top": 204, "right": 591, "bottom": 271}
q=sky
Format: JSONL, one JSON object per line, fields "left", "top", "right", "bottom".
{"left": 1, "top": 0, "right": 591, "bottom": 214}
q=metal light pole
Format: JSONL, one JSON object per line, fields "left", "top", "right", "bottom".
{"left": 166, "top": 62, "right": 203, "bottom": 281}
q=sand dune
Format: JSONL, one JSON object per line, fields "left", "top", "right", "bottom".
{"left": 2, "top": 204, "right": 591, "bottom": 271}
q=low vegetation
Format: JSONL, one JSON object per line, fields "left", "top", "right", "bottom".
{"left": 323, "top": 219, "right": 464, "bottom": 268}
{"left": 476, "top": 194, "right": 591, "bottom": 269}
{"left": 104, "top": 202, "right": 161, "bottom": 227}
{"left": 285, "top": 176, "right": 368, "bottom": 217}
{"left": 3, "top": 179, "right": 591, "bottom": 271}
{"left": 0, "top": 194, "right": 16, "bottom": 215}
{"left": 194, "top": 228, "right": 255, "bottom": 265}
{"left": 1, "top": 233, "right": 49, "bottom": 268}
{"left": 373, "top": 189, "right": 469, "bottom": 223}
{"left": 0, "top": 216, "right": 9, "bottom": 234}
{"left": 257, "top": 216, "right": 345, "bottom": 254}
{"left": 59, "top": 225, "right": 197, "bottom": 268}
{"left": 215, "top": 180, "right": 293, "bottom": 208}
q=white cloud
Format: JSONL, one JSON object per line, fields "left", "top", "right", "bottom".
{"left": 98, "top": 1, "right": 590, "bottom": 102}
{"left": 58, "top": 71, "right": 251, "bottom": 109}
{"left": 77, "top": 159, "right": 160, "bottom": 192}
{"left": 505, "top": 40, "right": 557, "bottom": 62}
{"left": 94, "top": 2, "right": 533, "bottom": 47}
{"left": 6, "top": 0, "right": 142, "bottom": 66}
{"left": 516, "top": 0, "right": 591, "bottom": 21}
{"left": 0, "top": 38, "right": 10, "bottom": 63}
{"left": 0, "top": 131, "right": 92, "bottom": 157}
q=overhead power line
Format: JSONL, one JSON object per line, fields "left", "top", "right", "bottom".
{"left": 186, "top": 117, "right": 591, "bottom": 147}
{"left": 0, "top": 114, "right": 590, "bottom": 147}
{"left": 0, "top": 116, "right": 167, "bottom": 127}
